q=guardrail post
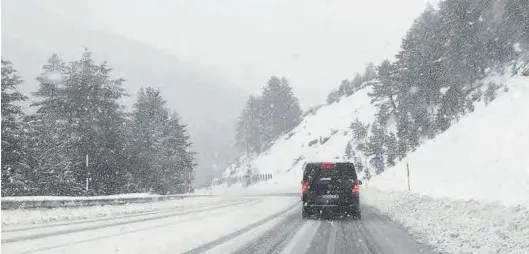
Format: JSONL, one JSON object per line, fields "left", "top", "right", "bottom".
{"left": 407, "top": 160, "right": 411, "bottom": 191}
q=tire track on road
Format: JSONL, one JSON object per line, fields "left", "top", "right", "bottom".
{"left": 233, "top": 212, "right": 302, "bottom": 254}
{"left": 182, "top": 201, "right": 300, "bottom": 254}
{"left": 305, "top": 218, "right": 380, "bottom": 254}
{"left": 304, "top": 205, "right": 436, "bottom": 254}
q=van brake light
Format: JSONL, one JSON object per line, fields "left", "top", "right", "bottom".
{"left": 302, "top": 181, "right": 310, "bottom": 194}
{"left": 321, "top": 162, "right": 333, "bottom": 169}
{"left": 352, "top": 182, "right": 360, "bottom": 193}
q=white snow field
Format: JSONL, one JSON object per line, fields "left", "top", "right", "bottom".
{"left": 370, "top": 73, "right": 529, "bottom": 206}
{"left": 213, "top": 73, "right": 529, "bottom": 253}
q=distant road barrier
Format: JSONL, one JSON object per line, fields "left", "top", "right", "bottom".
{"left": 0, "top": 191, "right": 297, "bottom": 210}
{"left": 0, "top": 194, "right": 212, "bottom": 210}
{"left": 1, "top": 174, "right": 274, "bottom": 210}
{"left": 211, "top": 173, "right": 273, "bottom": 186}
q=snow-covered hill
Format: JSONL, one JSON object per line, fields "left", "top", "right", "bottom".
{"left": 215, "top": 83, "right": 377, "bottom": 194}
{"left": 370, "top": 73, "right": 529, "bottom": 206}
{"left": 217, "top": 73, "right": 529, "bottom": 206}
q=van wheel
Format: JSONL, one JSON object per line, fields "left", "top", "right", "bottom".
{"left": 348, "top": 207, "right": 361, "bottom": 220}
{"left": 302, "top": 207, "right": 310, "bottom": 219}
{"left": 353, "top": 210, "right": 361, "bottom": 220}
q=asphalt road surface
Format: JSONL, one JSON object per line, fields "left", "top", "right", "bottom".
{"left": 2, "top": 195, "right": 436, "bottom": 254}
{"left": 228, "top": 205, "right": 435, "bottom": 254}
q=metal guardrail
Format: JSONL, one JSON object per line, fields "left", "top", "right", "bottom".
{"left": 212, "top": 174, "right": 273, "bottom": 186}
{"left": 0, "top": 192, "right": 297, "bottom": 210}
{"left": 1, "top": 174, "right": 276, "bottom": 210}
{"left": 0, "top": 194, "right": 209, "bottom": 210}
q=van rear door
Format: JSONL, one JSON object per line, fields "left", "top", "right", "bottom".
{"left": 308, "top": 163, "right": 357, "bottom": 196}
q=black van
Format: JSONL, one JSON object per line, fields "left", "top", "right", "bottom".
{"left": 301, "top": 162, "right": 362, "bottom": 219}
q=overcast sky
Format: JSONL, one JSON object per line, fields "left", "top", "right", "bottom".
{"left": 8, "top": 0, "right": 436, "bottom": 108}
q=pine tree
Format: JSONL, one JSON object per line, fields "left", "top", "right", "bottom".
{"left": 350, "top": 118, "right": 368, "bottom": 142}
{"left": 353, "top": 155, "right": 364, "bottom": 173}
{"left": 326, "top": 89, "right": 340, "bottom": 104}
{"left": 362, "top": 62, "right": 377, "bottom": 81}
{"left": 127, "top": 87, "right": 195, "bottom": 194}
{"left": 128, "top": 87, "right": 169, "bottom": 192}
{"left": 236, "top": 96, "right": 263, "bottom": 154}
{"left": 157, "top": 112, "right": 195, "bottom": 194}
{"left": 344, "top": 0, "right": 529, "bottom": 178}
{"left": 385, "top": 132, "right": 399, "bottom": 167}
{"left": 369, "top": 60, "right": 398, "bottom": 114}
{"left": 363, "top": 167, "right": 372, "bottom": 180}
{"left": 483, "top": 83, "right": 500, "bottom": 105}
{"left": 365, "top": 122, "right": 386, "bottom": 174}
{"left": 22, "top": 114, "right": 78, "bottom": 195}
{"left": 350, "top": 74, "right": 363, "bottom": 91}
{"left": 1, "top": 60, "right": 34, "bottom": 196}
{"left": 345, "top": 142, "right": 354, "bottom": 159}
{"left": 29, "top": 54, "right": 79, "bottom": 195}
{"left": 32, "top": 54, "right": 67, "bottom": 117}
{"left": 260, "top": 76, "right": 302, "bottom": 143}
{"left": 66, "top": 50, "right": 129, "bottom": 195}
{"left": 338, "top": 79, "right": 353, "bottom": 96}
{"left": 29, "top": 51, "right": 130, "bottom": 195}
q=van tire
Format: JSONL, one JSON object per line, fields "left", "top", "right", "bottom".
{"left": 302, "top": 207, "right": 310, "bottom": 219}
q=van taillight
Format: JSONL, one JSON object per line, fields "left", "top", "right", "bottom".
{"left": 352, "top": 182, "right": 360, "bottom": 193}
{"left": 321, "top": 162, "right": 333, "bottom": 169}
{"left": 302, "top": 181, "right": 309, "bottom": 194}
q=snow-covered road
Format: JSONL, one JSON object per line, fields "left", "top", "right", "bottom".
{"left": 2, "top": 195, "right": 434, "bottom": 254}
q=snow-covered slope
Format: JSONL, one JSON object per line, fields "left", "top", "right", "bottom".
{"left": 363, "top": 75, "right": 529, "bottom": 252}
{"left": 217, "top": 84, "right": 377, "bottom": 193}
{"left": 217, "top": 73, "right": 529, "bottom": 207}
{"left": 370, "top": 74, "right": 529, "bottom": 206}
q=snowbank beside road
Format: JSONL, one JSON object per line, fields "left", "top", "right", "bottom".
{"left": 362, "top": 187, "right": 529, "bottom": 254}
{"left": 1, "top": 197, "right": 222, "bottom": 227}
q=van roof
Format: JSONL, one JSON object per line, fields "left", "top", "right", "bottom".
{"left": 304, "top": 161, "right": 353, "bottom": 164}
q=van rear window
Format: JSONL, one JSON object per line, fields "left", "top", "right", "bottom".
{"left": 303, "top": 163, "right": 357, "bottom": 181}
{"left": 317, "top": 167, "right": 354, "bottom": 180}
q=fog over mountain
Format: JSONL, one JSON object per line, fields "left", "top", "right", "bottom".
{"left": 2, "top": 3, "right": 247, "bottom": 186}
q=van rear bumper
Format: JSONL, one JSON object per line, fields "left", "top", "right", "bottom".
{"left": 303, "top": 193, "right": 359, "bottom": 207}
